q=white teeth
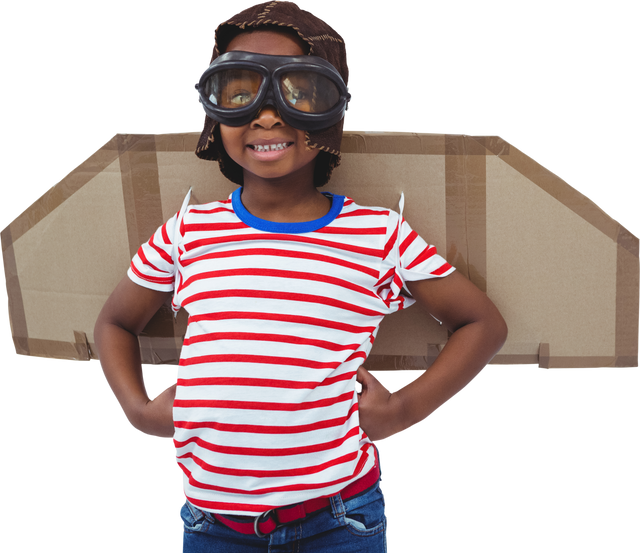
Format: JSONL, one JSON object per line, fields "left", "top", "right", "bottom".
{"left": 253, "top": 143, "right": 288, "bottom": 152}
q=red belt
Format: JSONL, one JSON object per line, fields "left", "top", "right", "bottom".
{"left": 212, "top": 463, "right": 381, "bottom": 537}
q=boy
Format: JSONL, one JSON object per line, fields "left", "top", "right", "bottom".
{"left": 94, "top": 2, "right": 507, "bottom": 551}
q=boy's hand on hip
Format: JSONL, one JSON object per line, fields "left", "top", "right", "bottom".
{"left": 356, "top": 366, "right": 405, "bottom": 441}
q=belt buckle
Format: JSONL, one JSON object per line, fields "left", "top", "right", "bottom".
{"left": 254, "top": 509, "right": 274, "bottom": 538}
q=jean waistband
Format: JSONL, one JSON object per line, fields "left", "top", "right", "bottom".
{"left": 213, "top": 462, "right": 381, "bottom": 537}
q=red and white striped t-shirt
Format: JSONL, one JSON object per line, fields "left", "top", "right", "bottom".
{"left": 128, "top": 189, "right": 454, "bottom": 515}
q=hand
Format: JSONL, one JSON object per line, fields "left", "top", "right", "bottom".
{"left": 356, "top": 366, "right": 405, "bottom": 441}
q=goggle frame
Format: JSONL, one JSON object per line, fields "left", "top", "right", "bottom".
{"left": 196, "top": 51, "right": 350, "bottom": 132}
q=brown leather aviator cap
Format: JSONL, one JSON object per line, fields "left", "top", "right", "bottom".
{"left": 195, "top": 1, "right": 349, "bottom": 186}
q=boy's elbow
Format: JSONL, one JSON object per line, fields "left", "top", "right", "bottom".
{"left": 93, "top": 310, "right": 107, "bottom": 357}
{"left": 492, "top": 309, "right": 509, "bottom": 352}
{"left": 473, "top": 297, "right": 508, "bottom": 358}
{"left": 93, "top": 303, "right": 119, "bottom": 357}
{"left": 498, "top": 315, "right": 509, "bottom": 347}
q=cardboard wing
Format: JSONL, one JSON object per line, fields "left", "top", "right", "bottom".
{"left": 2, "top": 132, "right": 638, "bottom": 368}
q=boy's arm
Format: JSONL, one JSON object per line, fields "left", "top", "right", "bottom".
{"left": 357, "top": 270, "right": 508, "bottom": 441}
{"left": 94, "top": 276, "right": 175, "bottom": 437}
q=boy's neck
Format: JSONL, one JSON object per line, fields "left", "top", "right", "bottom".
{"left": 240, "top": 173, "right": 332, "bottom": 223}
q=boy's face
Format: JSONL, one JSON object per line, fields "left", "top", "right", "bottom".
{"left": 219, "top": 31, "right": 320, "bottom": 185}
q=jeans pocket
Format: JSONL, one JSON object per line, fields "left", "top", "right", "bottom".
{"left": 180, "top": 501, "right": 208, "bottom": 534}
{"left": 343, "top": 487, "right": 386, "bottom": 537}
{"left": 344, "top": 516, "right": 367, "bottom": 531}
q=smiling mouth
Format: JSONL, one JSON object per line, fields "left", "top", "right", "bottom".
{"left": 248, "top": 142, "right": 293, "bottom": 152}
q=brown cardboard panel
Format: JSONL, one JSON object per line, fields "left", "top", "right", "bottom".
{"left": 485, "top": 156, "right": 617, "bottom": 360}
{"left": 2, "top": 131, "right": 637, "bottom": 367}
{"left": 445, "top": 135, "right": 487, "bottom": 291}
{"left": 481, "top": 134, "right": 638, "bottom": 367}
{"left": 13, "top": 160, "right": 130, "bottom": 351}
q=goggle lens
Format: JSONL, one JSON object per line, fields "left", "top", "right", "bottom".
{"left": 280, "top": 72, "right": 341, "bottom": 114}
{"left": 206, "top": 69, "right": 262, "bottom": 108}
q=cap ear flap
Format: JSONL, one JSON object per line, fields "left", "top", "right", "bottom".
{"left": 195, "top": 115, "right": 218, "bottom": 161}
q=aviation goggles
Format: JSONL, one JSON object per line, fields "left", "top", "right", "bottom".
{"left": 195, "top": 51, "right": 351, "bottom": 132}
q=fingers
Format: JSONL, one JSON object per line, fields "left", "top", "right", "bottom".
{"left": 356, "top": 366, "right": 364, "bottom": 396}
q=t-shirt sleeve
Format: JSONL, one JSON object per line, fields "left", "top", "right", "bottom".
{"left": 127, "top": 213, "right": 178, "bottom": 293}
{"left": 396, "top": 217, "right": 454, "bottom": 283}
{"left": 377, "top": 211, "right": 455, "bottom": 311}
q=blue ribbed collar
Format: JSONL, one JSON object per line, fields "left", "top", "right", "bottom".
{"left": 231, "top": 188, "right": 345, "bottom": 234}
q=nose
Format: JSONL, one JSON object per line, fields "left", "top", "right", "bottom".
{"left": 251, "top": 104, "right": 284, "bottom": 129}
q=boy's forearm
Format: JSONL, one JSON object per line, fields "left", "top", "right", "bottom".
{"left": 95, "top": 321, "right": 147, "bottom": 427}
{"left": 137, "top": 383, "right": 176, "bottom": 438}
{"left": 394, "top": 314, "right": 506, "bottom": 431}
{"left": 95, "top": 319, "right": 175, "bottom": 438}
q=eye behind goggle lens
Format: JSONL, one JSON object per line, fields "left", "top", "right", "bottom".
{"left": 204, "top": 69, "right": 263, "bottom": 109}
{"left": 280, "top": 71, "right": 341, "bottom": 114}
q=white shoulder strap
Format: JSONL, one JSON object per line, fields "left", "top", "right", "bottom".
{"left": 395, "top": 192, "right": 406, "bottom": 263}
{"left": 172, "top": 188, "right": 192, "bottom": 291}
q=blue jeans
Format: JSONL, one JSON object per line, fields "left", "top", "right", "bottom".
{"left": 181, "top": 478, "right": 387, "bottom": 552}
